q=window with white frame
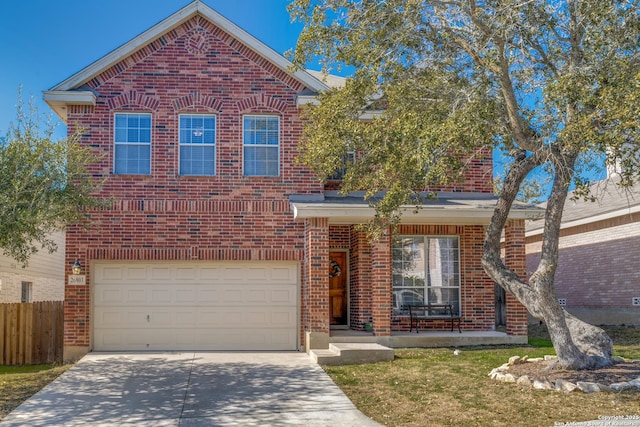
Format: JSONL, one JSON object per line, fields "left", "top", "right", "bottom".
{"left": 179, "top": 114, "right": 216, "bottom": 176}
{"left": 392, "top": 236, "right": 460, "bottom": 316}
{"left": 243, "top": 115, "right": 279, "bottom": 176}
{"left": 328, "top": 150, "right": 356, "bottom": 180}
{"left": 114, "top": 113, "right": 151, "bottom": 175}
{"left": 21, "top": 281, "right": 32, "bottom": 303}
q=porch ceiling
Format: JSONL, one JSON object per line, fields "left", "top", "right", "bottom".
{"left": 290, "top": 192, "right": 544, "bottom": 225}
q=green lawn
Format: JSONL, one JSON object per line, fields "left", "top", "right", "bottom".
{"left": 0, "top": 363, "right": 71, "bottom": 420}
{"left": 324, "top": 325, "right": 640, "bottom": 427}
{"left": 1, "top": 326, "right": 638, "bottom": 425}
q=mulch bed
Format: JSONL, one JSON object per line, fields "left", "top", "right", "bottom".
{"left": 506, "top": 359, "right": 640, "bottom": 385}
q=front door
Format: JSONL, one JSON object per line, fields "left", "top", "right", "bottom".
{"left": 329, "top": 251, "right": 348, "bottom": 327}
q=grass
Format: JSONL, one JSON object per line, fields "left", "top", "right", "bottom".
{"left": 0, "top": 363, "right": 71, "bottom": 420}
{"left": 324, "top": 325, "right": 640, "bottom": 427}
{"left": 0, "top": 326, "right": 638, "bottom": 425}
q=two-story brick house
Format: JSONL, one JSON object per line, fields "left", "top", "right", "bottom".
{"left": 44, "top": 1, "right": 536, "bottom": 360}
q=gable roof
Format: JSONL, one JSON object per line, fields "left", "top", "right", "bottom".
{"left": 526, "top": 176, "right": 640, "bottom": 236}
{"left": 43, "top": 0, "right": 330, "bottom": 122}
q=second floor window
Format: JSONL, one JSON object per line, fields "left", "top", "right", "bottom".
{"left": 328, "top": 151, "right": 356, "bottom": 180}
{"left": 179, "top": 114, "right": 216, "bottom": 176}
{"left": 114, "top": 113, "right": 151, "bottom": 175}
{"left": 243, "top": 115, "right": 279, "bottom": 177}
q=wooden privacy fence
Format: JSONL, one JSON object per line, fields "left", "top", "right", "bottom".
{"left": 0, "top": 301, "right": 63, "bottom": 365}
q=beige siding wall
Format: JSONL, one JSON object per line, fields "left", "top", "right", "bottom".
{"left": 0, "top": 231, "right": 65, "bottom": 302}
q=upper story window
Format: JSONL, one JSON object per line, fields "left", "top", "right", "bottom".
{"left": 179, "top": 114, "right": 216, "bottom": 176}
{"left": 243, "top": 115, "right": 279, "bottom": 177}
{"left": 114, "top": 113, "right": 151, "bottom": 175}
{"left": 328, "top": 151, "right": 356, "bottom": 180}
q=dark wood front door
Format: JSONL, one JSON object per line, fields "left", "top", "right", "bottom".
{"left": 329, "top": 251, "right": 348, "bottom": 326}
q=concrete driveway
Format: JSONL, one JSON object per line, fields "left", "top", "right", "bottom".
{"left": 1, "top": 352, "right": 381, "bottom": 426}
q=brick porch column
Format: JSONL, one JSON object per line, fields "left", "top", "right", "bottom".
{"left": 350, "top": 227, "right": 372, "bottom": 330}
{"left": 63, "top": 251, "right": 90, "bottom": 361}
{"left": 303, "top": 217, "right": 330, "bottom": 351}
{"left": 371, "top": 231, "right": 392, "bottom": 336}
{"left": 504, "top": 219, "right": 528, "bottom": 336}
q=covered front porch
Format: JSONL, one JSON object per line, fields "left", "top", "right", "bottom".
{"left": 329, "top": 329, "right": 527, "bottom": 348}
{"left": 308, "top": 329, "right": 528, "bottom": 365}
{"left": 293, "top": 191, "right": 541, "bottom": 354}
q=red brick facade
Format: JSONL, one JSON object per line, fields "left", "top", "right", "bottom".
{"left": 54, "top": 6, "right": 528, "bottom": 357}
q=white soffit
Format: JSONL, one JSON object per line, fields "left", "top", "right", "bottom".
{"left": 291, "top": 201, "right": 542, "bottom": 225}
{"left": 41, "top": 90, "right": 96, "bottom": 122}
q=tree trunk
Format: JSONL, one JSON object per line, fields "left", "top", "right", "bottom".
{"left": 483, "top": 152, "right": 613, "bottom": 370}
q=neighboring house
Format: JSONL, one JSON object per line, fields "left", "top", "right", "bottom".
{"left": 43, "top": 1, "right": 539, "bottom": 361}
{"left": 526, "top": 176, "right": 640, "bottom": 325}
{"left": 0, "top": 230, "right": 65, "bottom": 303}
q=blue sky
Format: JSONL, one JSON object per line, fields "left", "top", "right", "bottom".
{"left": 0, "top": 0, "right": 605, "bottom": 194}
{"left": 0, "top": 0, "right": 306, "bottom": 140}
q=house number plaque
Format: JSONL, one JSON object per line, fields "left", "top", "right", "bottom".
{"left": 68, "top": 275, "right": 86, "bottom": 285}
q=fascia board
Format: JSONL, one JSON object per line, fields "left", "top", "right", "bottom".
{"left": 43, "top": 90, "right": 96, "bottom": 104}
{"left": 42, "top": 90, "right": 97, "bottom": 122}
{"left": 292, "top": 202, "right": 543, "bottom": 225}
{"left": 296, "top": 95, "right": 321, "bottom": 107}
{"left": 48, "top": 2, "right": 329, "bottom": 93}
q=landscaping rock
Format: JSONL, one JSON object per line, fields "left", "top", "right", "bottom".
{"left": 555, "top": 379, "right": 577, "bottom": 393}
{"left": 508, "top": 356, "right": 521, "bottom": 365}
{"left": 597, "top": 383, "right": 612, "bottom": 393}
{"left": 611, "top": 356, "right": 626, "bottom": 363}
{"left": 503, "top": 373, "right": 517, "bottom": 383}
{"left": 489, "top": 368, "right": 505, "bottom": 379}
{"left": 490, "top": 355, "right": 640, "bottom": 394}
{"left": 610, "top": 382, "right": 633, "bottom": 392}
{"left": 533, "top": 379, "right": 554, "bottom": 390}
{"left": 576, "top": 382, "right": 601, "bottom": 393}
{"left": 516, "top": 375, "right": 532, "bottom": 387}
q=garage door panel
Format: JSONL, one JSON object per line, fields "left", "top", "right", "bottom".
{"left": 125, "top": 267, "right": 148, "bottom": 281}
{"left": 174, "top": 289, "right": 198, "bottom": 303}
{"left": 150, "top": 267, "right": 172, "bottom": 280}
{"left": 99, "top": 288, "right": 123, "bottom": 303}
{"left": 94, "top": 328, "right": 296, "bottom": 351}
{"left": 245, "top": 268, "right": 268, "bottom": 281}
{"left": 93, "top": 262, "right": 298, "bottom": 351}
{"left": 198, "top": 267, "right": 221, "bottom": 280}
{"left": 198, "top": 289, "right": 219, "bottom": 302}
{"left": 271, "top": 310, "right": 296, "bottom": 325}
{"left": 271, "top": 288, "right": 296, "bottom": 304}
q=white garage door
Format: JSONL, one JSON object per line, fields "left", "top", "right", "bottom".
{"left": 93, "top": 262, "right": 298, "bottom": 351}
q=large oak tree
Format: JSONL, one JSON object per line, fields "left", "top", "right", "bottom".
{"left": 289, "top": 0, "right": 640, "bottom": 369}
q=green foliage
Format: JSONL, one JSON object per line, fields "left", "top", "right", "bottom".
{"left": 290, "top": 0, "right": 639, "bottom": 367}
{"left": 289, "top": 0, "right": 640, "bottom": 224}
{"left": 0, "top": 93, "right": 102, "bottom": 266}
{"left": 494, "top": 173, "right": 549, "bottom": 205}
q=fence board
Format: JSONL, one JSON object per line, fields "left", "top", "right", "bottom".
{"left": 0, "top": 301, "right": 63, "bottom": 365}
